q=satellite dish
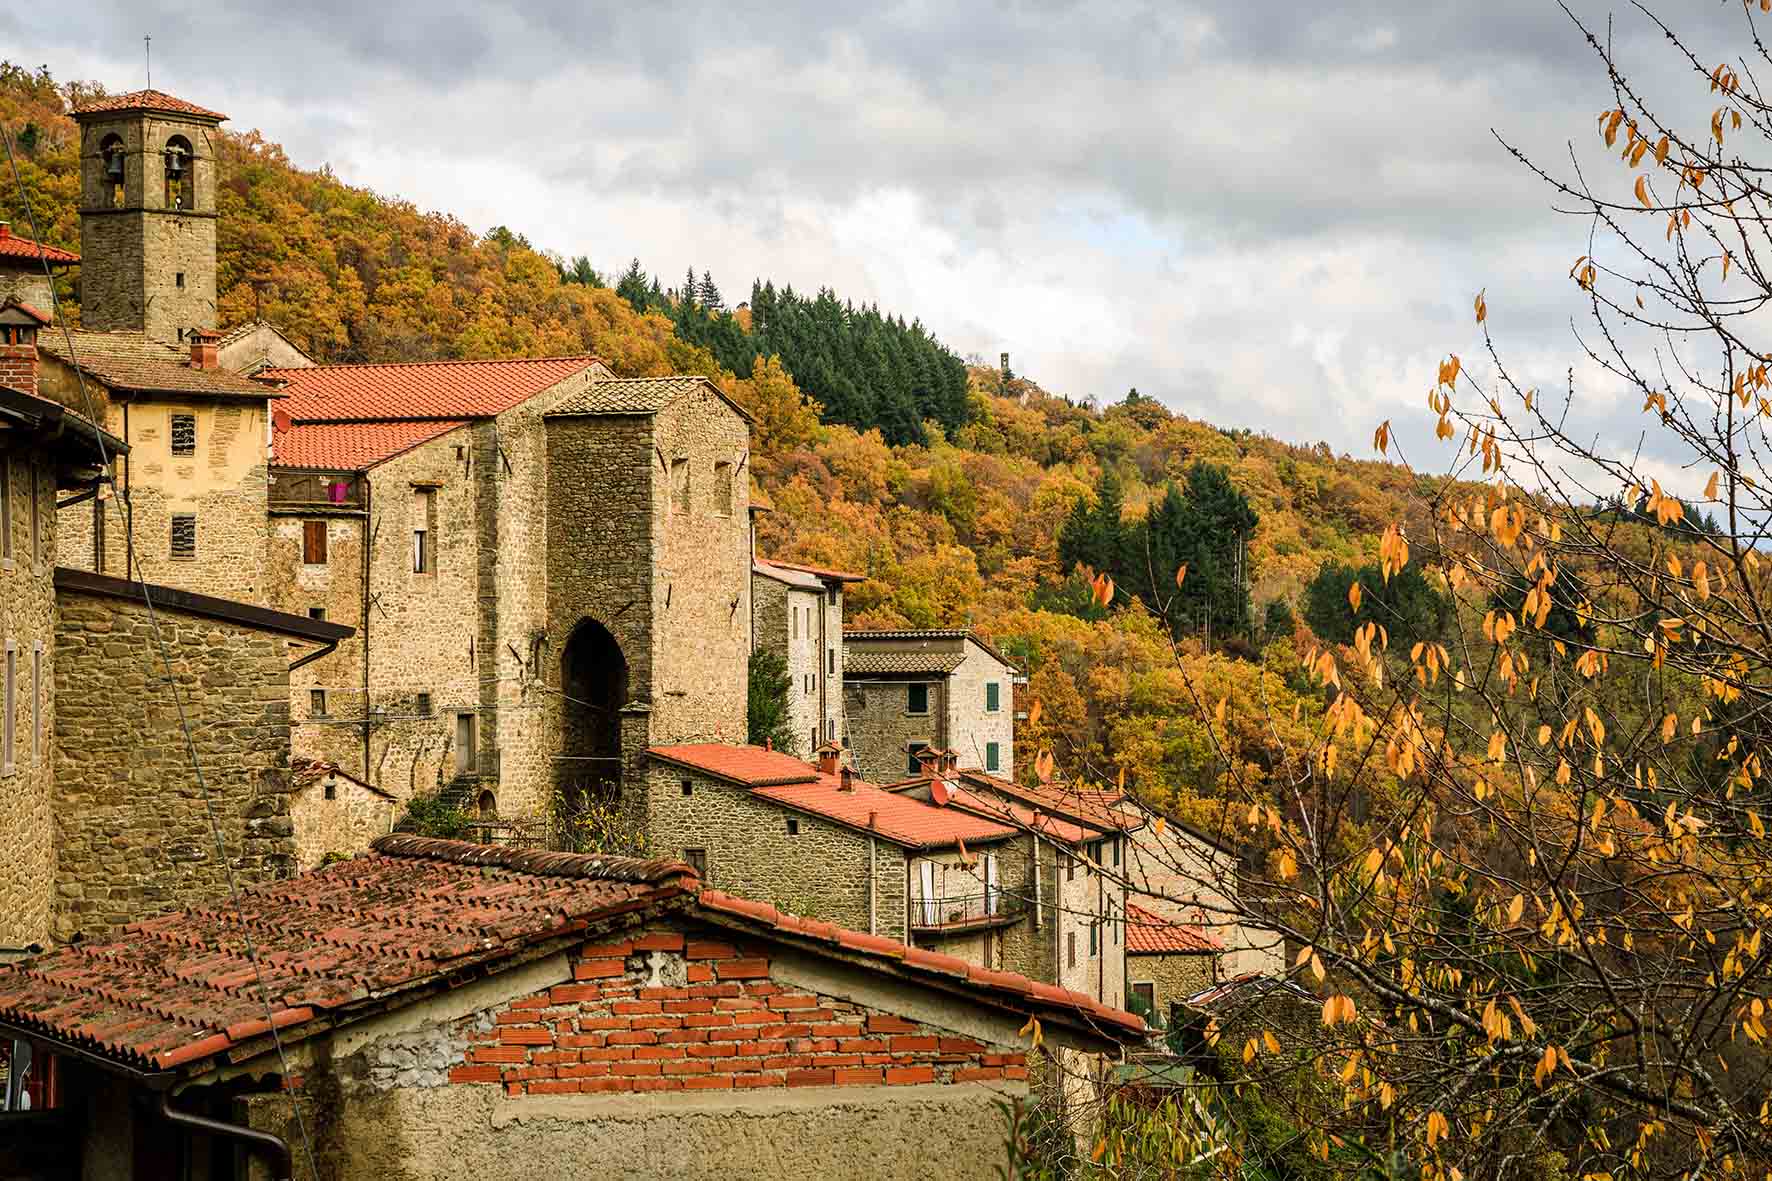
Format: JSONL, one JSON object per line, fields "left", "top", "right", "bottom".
{"left": 272, "top": 408, "right": 292, "bottom": 434}
{"left": 931, "top": 778, "right": 951, "bottom": 806}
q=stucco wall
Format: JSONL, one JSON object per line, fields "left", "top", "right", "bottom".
{"left": 642, "top": 763, "right": 908, "bottom": 939}
{"left": 51, "top": 587, "right": 296, "bottom": 940}
{"left": 0, "top": 446, "right": 56, "bottom": 946}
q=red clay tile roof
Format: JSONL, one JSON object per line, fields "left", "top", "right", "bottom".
{"left": 648, "top": 743, "right": 820, "bottom": 787}
{"left": 754, "top": 772, "right": 1018, "bottom": 850}
{"left": 697, "top": 890, "right": 1144, "bottom": 1039}
{"left": 888, "top": 775, "right": 1105, "bottom": 846}
{"left": 0, "top": 225, "right": 77, "bottom": 265}
{"left": 39, "top": 330, "right": 278, "bottom": 398}
{"left": 274, "top": 419, "right": 470, "bottom": 471}
{"left": 757, "top": 557, "right": 866, "bottom": 583}
{"left": 0, "top": 836, "right": 694, "bottom": 1073}
{"left": 0, "top": 298, "right": 51, "bottom": 325}
{"left": 71, "top": 89, "right": 227, "bottom": 121}
{"left": 959, "top": 770, "right": 1141, "bottom": 834}
{"left": 0, "top": 836, "right": 1142, "bottom": 1073}
{"left": 1125, "top": 904, "right": 1222, "bottom": 954}
{"left": 266, "top": 356, "right": 602, "bottom": 422}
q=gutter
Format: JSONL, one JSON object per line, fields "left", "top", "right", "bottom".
{"left": 289, "top": 639, "right": 339, "bottom": 672}
{"left": 160, "top": 1088, "right": 292, "bottom": 1181}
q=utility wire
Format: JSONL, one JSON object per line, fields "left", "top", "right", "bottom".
{"left": 2, "top": 123, "right": 318, "bottom": 1181}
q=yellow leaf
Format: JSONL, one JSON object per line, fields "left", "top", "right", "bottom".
{"left": 1364, "top": 848, "right": 1384, "bottom": 875}
{"left": 1654, "top": 135, "right": 1670, "bottom": 164}
{"left": 1348, "top": 581, "right": 1363, "bottom": 613}
{"left": 1278, "top": 849, "right": 1297, "bottom": 880}
{"left": 1661, "top": 712, "right": 1677, "bottom": 742}
{"left": 1027, "top": 698, "right": 1043, "bottom": 729}
{"left": 1311, "top": 952, "right": 1326, "bottom": 983}
{"left": 1507, "top": 894, "right": 1525, "bottom": 924}
{"left": 1635, "top": 174, "right": 1651, "bottom": 208}
{"left": 1705, "top": 470, "right": 1720, "bottom": 500}
{"left": 1263, "top": 1029, "right": 1281, "bottom": 1054}
{"left": 1474, "top": 290, "right": 1487, "bottom": 324}
{"left": 1151, "top": 816, "right": 1166, "bottom": 838}
{"left": 1426, "top": 1110, "right": 1449, "bottom": 1149}
{"left": 1373, "top": 420, "right": 1390, "bottom": 455}
{"left": 1174, "top": 563, "right": 1188, "bottom": 589}
{"left": 1536, "top": 724, "right": 1551, "bottom": 746}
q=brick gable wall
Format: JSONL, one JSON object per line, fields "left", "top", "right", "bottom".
{"left": 442, "top": 928, "right": 1026, "bottom": 1096}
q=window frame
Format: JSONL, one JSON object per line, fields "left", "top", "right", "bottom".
{"left": 169, "top": 412, "right": 197, "bottom": 458}
{"left": 906, "top": 682, "right": 929, "bottom": 715}
{"left": 685, "top": 848, "right": 707, "bottom": 877}
{"left": 985, "top": 741, "right": 1000, "bottom": 772}
{"left": 411, "top": 487, "right": 437, "bottom": 575}
{"left": 309, "top": 688, "right": 328, "bottom": 718}
{"left": 454, "top": 712, "right": 477, "bottom": 775}
{"left": 906, "top": 741, "right": 931, "bottom": 775}
{"left": 985, "top": 681, "right": 1001, "bottom": 713}
{"left": 169, "top": 512, "right": 197, "bottom": 560}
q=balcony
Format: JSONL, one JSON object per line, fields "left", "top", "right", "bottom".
{"left": 909, "top": 890, "right": 1026, "bottom": 935}
{"left": 268, "top": 468, "right": 365, "bottom": 512}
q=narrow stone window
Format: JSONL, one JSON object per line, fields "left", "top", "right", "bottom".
{"left": 92, "top": 495, "right": 105, "bottom": 573}
{"left": 415, "top": 692, "right": 432, "bottom": 716}
{"left": 2, "top": 641, "right": 14, "bottom": 773}
{"left": 169, "top": 513, "right": 197, "bottom": 559}
{"left": 455, "top": 712, "right": 477, "bottom": 775}
{"left": 790, "top": 604, "right": 797, "bottom": 640}
{"left": 670, "top": 457, "right": 690, "bottom": 513}
{"left": 412, "top": 488, "right": 435, "bottom": 574}
{"left": 170, "top": 413, "right": 196, "bottom": 457}
{"left": 985, "top": 742, "right": 1000, "bottom": 772}
{"left": 1067, "top": 931, "right": 1077, "bottom": 970}
{"left": 31, "top": 643, "right": 42, "bottom": 766}
{"left": 323, "top": 779, "right": 337, "bottom": 801}
{"left": 163, "top": 135, "right": 192, "bottom": 211}
{"left": 985, "top": 682, "right": 1000, "bottom": 713}
{"left": 906, "top": 683, "right": 929, "bottom": 715}
{"left": 100, "top": 134, "right": 125, "bottom": 208}
{"left": 1089, "top": 921, "right": 1098, "bottom": 958}
{"left": 302, "top": 520, "right": 328, "bottom": 565}
{"left": 827, "top": 649, "right": 834, "bottom": 676}
{"left": 310, "top": 689, "right": 327, "bottom": 718}
{"left": 175, "top": 272, "right": 185, "bottom": 289}
{"left": 681, "top": 779, "right": 694, "bottom": 797}
{"left": 685, "top": 848, "right": 707, "bottom": 877}
{"left": 713, "top": 461, "right": 733, "bottom": 516}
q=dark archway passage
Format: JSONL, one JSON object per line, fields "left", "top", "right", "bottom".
{"left": 558, "top": 620, "right": 628, "bottom": 812}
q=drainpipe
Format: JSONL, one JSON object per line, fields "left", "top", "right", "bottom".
{"left": 159, "top": 1089, "right": 292, "bottom": 1181}
{"left": 361, "top": 475, "right": 373, "bottom": 782}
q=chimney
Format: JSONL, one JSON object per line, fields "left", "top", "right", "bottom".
{"left": 941, "top": 749, "right": 959, "bottom": 774}
{"left": 915, "top": 747, "right": 941, "bottom": 777}
{"left": 816, "top": 742, "right": 840, "bottom": 776}
{"left": 838, "top": 766, "right": 855, "bottom": 792}
{"left": 0, "top": 222, "right": 10, "bottom": 240}
{"left": 0, "top": 299, "right": 44, "bottom": 398}
{"left": 189, "top": 327, "right": 220, "bottom": 370}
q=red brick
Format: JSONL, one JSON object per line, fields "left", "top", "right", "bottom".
{"left": 613, "top": 1000, "right": 662, "bottom": 1015}
{"left": 891, "top": 1036, "right": 938, "bottom": 1052}
{"left": 449, "top": 1064, "right": 502, "bottom": 1084}
{"left": 734, "top": 1073, "right": 785, "bottom": 1089}
{"left": 607, "top": 1031, "right": 657, "bottom": 1046}
{"left": 940, "top": 1037, "right": 987, "bottom": 1054}
{"left": 687, "top": 1043, "right": 741, "bottom": 1059}
{"left": 666, "top": 999, "right": 717, "bottom": 1014}
{"left": 574, "top": 959, "right": 628, "bottom": 980}
{"left": 1004, "top": 1066, "right": 1028, "bottom": 1080}
{"left": 821, "top": 1054, "right": 863, "bottom": 1068}
{"left": 722, "top": 1057, "right": 763, "bottom": 1073}
{"left": 835, "top": 1036, "right": 881, "bottom": 1050}
{"left": 761, "top": 1023, "right": 811, "bottom": 1039}
{"left": 633, "top": 1046, "right": 683, "bottom": 1061}
{"left": 886, "top": 1066, "right": 936, "bottom": 1085}
{"left": 812, "top": 1023, "right": 862, "bottom": 1038}
{"left": 534, "top": 1049, "right": 579, "bottom": 1065}
{"left": 578, "top": 941, "right": 635, "bottom": 958}
{"left": 684, "top": 1014, "right": 736, "bottom": 1028}
{"left": 982, "top": 1053, "right": 1024, "bottom": 1067}
{"left": 581, "top": 1047, "right": 634, "bottom": 1061}
{"left": 632, "top": 1017, "right": 683, "bottom": 1031}
{"left": 471, "top": 1046, "right": 529, "bottom": 1065}
{"left": 741, "top": 1039, "right": 788, "bottom": 1055}
{"left": 743, "top": 982, "right": 782, "bottom": 996}
{"left": 834, "top": 1067, "right": 883, "bottom": 1085}
{"left": 633, "top": 932, "right": 686, "bottom": 952}
{"left": 549, "top": 984, "right": 602, "bottom": 1004}
{"left": 528, "top": 1079, "right": 582, "bottom": 1094}
{"left": 680, "top": 1075, "right": 735, "bottom": 1090}
{"left": 560, "top": 1034, "right": 606, "bottom": 1049}
{"left": 767, "top": 995, "right": 820, "bottom": 1011}
{"left": 657, "top": 1029, "right": 711, "bottom": 1044}
{"left": 582, "top": 1077, "right": 634, "bottom": 1093}
{"left": 867, "top": 1015, "right": 919, "bottom": 1034}
{"left": 499, "top": 1028, "right": 553, "bottom": 1046}
{"left": 715, "top": 957, "right": 770, "bottom": 980}
{"left": 685, "top": 964, "right": 715, "bottom": 983}
{"left": 953, "top": 1067, "right": 1006, "bottom": 1082}
{"left": 690, "top": 983, "right": 743, "bottom": 999}
{"left": 787, "top": 1068, "right": 835, "bottom": 1087}
{"left": 614, "top": 1061, "right": 663, "bottom": 1077}
{"left": 559, "top": 1063, "right": 611, "bottom": 1079}
{"left": 496, "top": 1010, "right": 540, "bottom": 1025}
{"left": 513, "top": 1065, "right": 557, "bottom": 1081}
{"left": 663, "top": 1059, "right": 712, "bottom": 1075}
{"left": 505, "top": 1081, "right": 526, "bottom": 1097}
{"left": 577, "top": 1017, "right": 626, "bottom": 1031}
{"left": 640, "top": 986, "right": 690, "bottom": 1000}
{"left": 510, "top": 996, "right": 551, "bottom": 1010}
{"left": 764, "top": 1055, "right": 811, "bottom": 1071}
{"left": 686, "top": 940, "right": 738, "bottom": 960}
{"left": 732, "top": 1010, "right": 776, "bottom": 1026}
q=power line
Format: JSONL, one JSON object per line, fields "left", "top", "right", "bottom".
{"left": 2, "top": 121, "right": 317, "bottom": 1181}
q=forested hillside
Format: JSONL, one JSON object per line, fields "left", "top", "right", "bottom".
{"left": 0, "top": 64, "right": 1435, "bottom": 821}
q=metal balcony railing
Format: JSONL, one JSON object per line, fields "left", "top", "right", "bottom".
{"left": 910, "top": 890, "right": 1024, "bottom": 931}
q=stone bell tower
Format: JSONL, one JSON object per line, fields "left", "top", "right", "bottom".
{"left": 73, "top": 90, "right": 226, "bottom": 348}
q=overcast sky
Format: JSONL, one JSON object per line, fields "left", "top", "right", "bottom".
{"left": 3, "top": 1, "right": 1756, "bottom": 487}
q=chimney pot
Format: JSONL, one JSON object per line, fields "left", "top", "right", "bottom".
{"left": 839, "top": 766, "right": 854, "bottom": 792}
{"left": 189, "top": 329, "right": 219, "bottom": 370}
{"left": 816, "top": 742, "right": 840, "bottom": 776}
{"left": 0, "top": 222, "right": 10, "bottom": 239}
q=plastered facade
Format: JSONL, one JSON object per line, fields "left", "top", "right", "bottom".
{"left": 751, "top": 569, "right": 845, "bottom": 759}
{"left": 0, "top": 446, "right": 55, "bottom": 946}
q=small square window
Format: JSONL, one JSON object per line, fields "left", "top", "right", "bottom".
{"left": 170, "top": 413, "right": 196, "bottom": 457}
{"left": 786, "top": 818, "right": 800, "bottom": 836}
{"left": 685, "top": 848, "right": 707, "bottom": 877}
{"left": 310, "top": 689, "right": 327, "bottom": 718}
{"left": 307, "top": 607, "right": 326, "bottom": 621}
{"left": 175, "top": 272, "right": 185, "bottom": 289}
{"left": 907, "top": 743, "right": 929, "bottom": 775}
{"left": 323, "top": 780, "right": 337, "bottom": 801}
{"left": 170, "top": 513, "right": 197, "bottom": 559}
{"left": 414, "top": 692, "right": 432, "bottom": 716}
{"left": 681, "top": 779, "right": 694, "bottom": 797}
{"left": 907, "top": 683, "right": 929, "bottom": 714}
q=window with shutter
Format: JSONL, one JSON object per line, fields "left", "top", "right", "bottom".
{"left": 170, "top": 413, "right": 196, "bottom": 457}
{"left": 302, "top": 520, "right": 328, "bottom": 565}
{"left": 170, "top": 514, "right": 197, "bottom": 559}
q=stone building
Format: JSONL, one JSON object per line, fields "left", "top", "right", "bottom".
{"left": 0, "top": 836, "right": 1143, "bottom": 1181}
{"left": 0, "top": 222, "right": 78, "bottom": 313}
{"left": 843, "top": 629, "right": 1019, "bottom": 784}
{"left": 1124, "top": 904, "right": 1220, "bottom": 1029}
{"left": 749, "top": 557, "right": 861, "bottom": 758}
{"left": 265, "top": 361, "right": 755, "bottom": 832}
{"left": 36, "top": 89, "right": 283, "bottom": 605}
{"left": 287, "top": 757, "right": 398, "bottom": 870}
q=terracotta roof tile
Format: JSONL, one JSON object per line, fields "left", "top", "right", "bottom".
{"left": 756, "top": 557, "right": 866, "bottom": 583}
{"left": 1125, "top": 904, "right": 1222, "bottom": 954}
{"left": 267, "top": 356, "right": 601, "bottom": 422}
{"left": 648, "top": 744, "right": 819, "bottom": 787}
{"left": 71, "top": 89, "right": 227, "bottom": 121}
{"left": 958, "top": 770, "right": 1141, "bottom": 834}
{"left": 753, "top": 771, "right": 1018, "bottom": 850}
{"left": 546, "top": 375, "right": 753, "bottom": 423}
{"left": 273, "top": 419, "right": 470, "bottom": 471}
{"left": 0, "top": 225, "right": 77, "bottom": 265}
{"left": 888, "top": 776, "right": 1105, "bottom": 845}
{"left": 0, "top": 836, "right": 694, "bottom": 1072}
{"left": 752, "top": 559, "right": 825, "bottom": 591}
{"left": 845, "top": 650, "right": 966, "bottom": 675}
{"left": 39, "top": 331, "right": 276, "bottom": 398}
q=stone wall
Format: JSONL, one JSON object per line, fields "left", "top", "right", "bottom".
{"left": 51, "top": 587, "right": 296, "bottom": 940}
{"left": 1127, "top": 951, "right": 1214, "bottom": 1026}
{"left": 1122, "top": 803, "right": 1284, "bottom": 978}
{"left": 0, "top": 447, "right": 56, "bottom": 946}
{"left": 241, "top": 925, "right": 1029, "bottom": 1180}
{"left": 289, "top": 771, "right": 398, "bottom": 870}
{"left": 642, "top": 764, "right": 908, "bottom": 939}
{"left": 946, "top": 640, "right": 1014, "bottom": 778}
{"left": 0, "top": 267, "right": 54, "bottom": 314}
{"left": 843, "top": 677, "right": 945, "bottom": 785}
{"left": 78, "top": 110, "right": 220, "bottom": 346}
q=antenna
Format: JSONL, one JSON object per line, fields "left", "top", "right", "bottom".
{"left": 144, "top": 34, "right": 152, "bottom": 88}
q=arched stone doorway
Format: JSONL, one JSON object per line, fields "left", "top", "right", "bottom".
{"left": 558, "top": 620, "right": 628, "bottom": 813}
